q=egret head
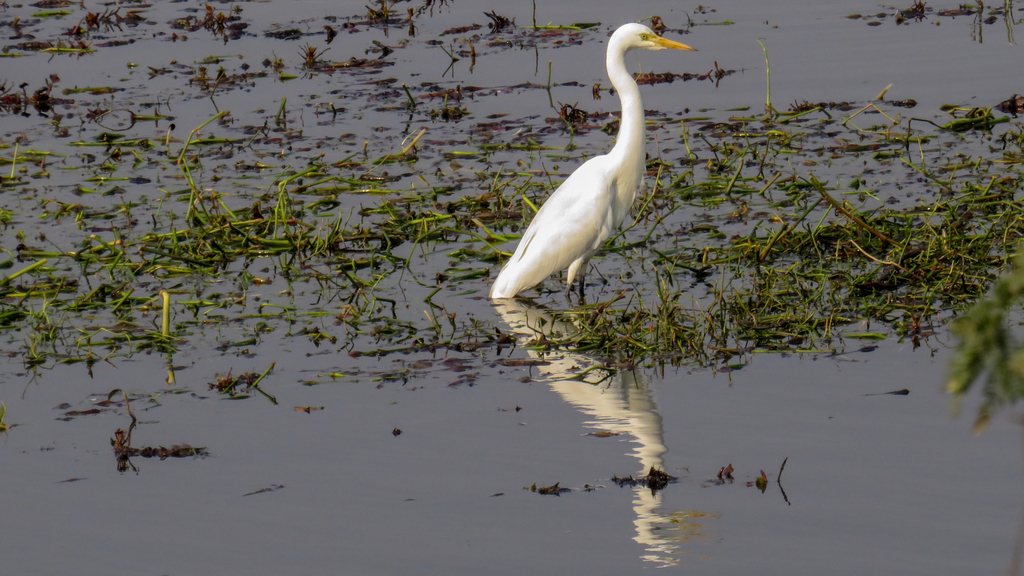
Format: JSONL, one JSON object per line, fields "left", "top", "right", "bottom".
{"left": 612, "top": 22, "right": 696, "bottom": 53}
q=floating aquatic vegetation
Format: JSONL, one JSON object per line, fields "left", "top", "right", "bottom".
{"left": 612, "top": 466, "right": 676, "bottom": 494}
{"left": 0, "top": 3, "right": 1021, "bottom": 440}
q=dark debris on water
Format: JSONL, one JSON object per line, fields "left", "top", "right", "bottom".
{"left": 612, "top": 467, "right": 676, "bottom": 493}
{"left": 528, "top": 482, "right": 573, "bottom": 496}
{"left": 111, "top": 427, "right": 207, "bottom": 473}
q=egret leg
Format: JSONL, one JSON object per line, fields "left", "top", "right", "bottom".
{"left": 565, "top": 259, "right": 589, "bottom": 304}
{"left": 563, "top": 274, "right": 587, "bottom": 305}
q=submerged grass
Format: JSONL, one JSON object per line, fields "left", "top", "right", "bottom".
{"left": 2, "top": 102, "right": 1022, "bottom": 381}
{"left": 0, "top": 5, "right": 1023, "bottom": 432}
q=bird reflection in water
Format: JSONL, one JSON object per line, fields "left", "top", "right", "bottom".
{"left": 494, "top": 299, "right": 714, "bottom": 565}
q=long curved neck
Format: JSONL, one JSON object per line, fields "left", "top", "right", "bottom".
{"left": 605, "top": 42, "right": 645, "bottom": 166}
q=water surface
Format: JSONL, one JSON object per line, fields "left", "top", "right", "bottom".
{"left": 1, "top": 0, "right": 1023, "bottom": 574}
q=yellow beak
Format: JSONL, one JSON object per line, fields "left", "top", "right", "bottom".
{"left": 652, "top": 36, "right": 697, "bottom": 51}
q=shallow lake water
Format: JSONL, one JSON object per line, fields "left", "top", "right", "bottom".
{"left": 2, "top": 0, "right": 1024, "bottom": 574}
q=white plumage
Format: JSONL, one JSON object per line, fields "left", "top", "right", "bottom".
{"left": 490, "top": 23, "right": 695, "bottom": 300}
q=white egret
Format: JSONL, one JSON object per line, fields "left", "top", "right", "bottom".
{"left": 489, "top": 23, "right": 695, "bottom": 300}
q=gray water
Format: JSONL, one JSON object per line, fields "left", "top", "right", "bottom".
{"left": 1, "top": 0, "right": 1023, "bottom": 574}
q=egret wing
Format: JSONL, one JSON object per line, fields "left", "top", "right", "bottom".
{"left": 490, "top": 159, "right": 616, "bottom": 298}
